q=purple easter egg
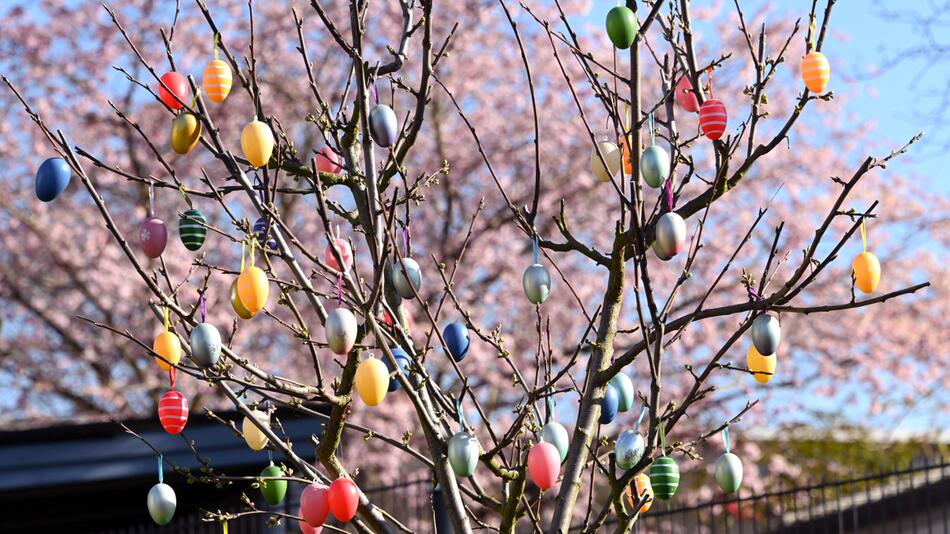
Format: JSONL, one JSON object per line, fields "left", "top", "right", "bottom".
{"left": 139, "top": 217, "right": 168, "bottom": 258}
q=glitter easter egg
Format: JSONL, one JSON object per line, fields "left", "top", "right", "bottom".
{"left": 616, "top": 430, "right": 646, "bottom": 470}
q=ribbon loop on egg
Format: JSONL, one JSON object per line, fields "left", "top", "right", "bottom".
{"left": 722, "top": 426, "right": 731, "bottom": 454}
{"left": 157, "top": 454, "right": 164, "bottom": 483}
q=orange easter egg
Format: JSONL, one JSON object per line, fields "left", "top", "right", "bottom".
{"left": 747, "top": 345, "right": 776, "bottom": 384}
{"left": 801, "top": 52, "right": 830, "bottom": 93}
{"left": 237, "top": 266, "right": 269, "bottom": 314}
{"left": 203, "top": 59, "right": 232, "bottom": 103}
{"left": 153, "top": 331, "right": 182, "bottom": 371}
{"left": 625, "top": 473, "right": 654, "bottom": 513}
{"left": 853, "top": 251, "right": 881, "bottom": 294}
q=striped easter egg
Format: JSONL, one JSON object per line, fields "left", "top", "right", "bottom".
{"left": 649, "top": 456, "right": 680, "bottom": 500}
{"left": 801, "top": 52, "right": 830, "bottom": 93}
{"left": 203, "top": 59, "right": 233, "bottom": 103}
{"left": 699, "top": 99, "right": 727, "bottom": 140}
{"left": 178, "top": 209, "right": 207, "bottom": 251}
{"left": 159, "top": 390, "right": 189, "bottom": 434}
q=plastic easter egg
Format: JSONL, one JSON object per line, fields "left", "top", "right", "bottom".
{"left": 316, "top": 146, "right": 342, "bottom": 174}
{"left": 241, "top": 120, "right": 275, "bottom": 168}
{"left": 189, "top": 322, "right": 221, "bottom": 368}
{"left": 649, "top": 456, "right": 680, "bottom": 500}
{"left": 300, "top": 483, "right": 330, "bottom": 527}
{"left": 392, "top": 257, "right": 423, "bottom": 299}
{"left": 203, "top": 59, "right": 232, "bottom": 103}
{"left": 528, "top": 442, "right": 561, "bottom": 490}
{"left": 178, "top": 208, "right": 207, "bottom": 251}
{"left": 171, "top": 112, "right": 201, "bottom": 154}
{"left": 147, "top": 482, "right": 177, "bottom": 525}
{"left": 751, "top": 313, "right": 781, "bottom": 356}
{"left": 253, "top": 217, "right": 279, "bottom": 251}
{"left": 541, "top": 421, "right": 570, "bottom": 463}
{"left": 610, "top": 373, "right": 635, "bottom": 412}
{"left": 299, "top": 522, "right": 323, "bottom": 534}
{"left": 139, "top": 217, "right": 168, "bottom": 259}
{"left": 653, "top": 239, "right": 674, "bottom": 261}
{"left": 443, "top": 322, "right": 470, "bottom": 362}
{"left": 605, "top": 6, "right": 638, "bottom": 49}
{"left": 640, "top": 145, "right": 670, "bottom": 189}
{"left": 675, "top": 76, "right": 700, "bottom": 112}
{"left": 237, "top": 266, "right": 269, "bottom": 314}
{"left": 447, "top": 431, "right": 479, "bottom": 478}
{"left": 853, "top": 251, "right": 880, "bottom": 294}
{"left": 260, "top": 463, "right": 288, "bottom": 505}
{"left": 747, "top": 345, "right": 776, "bottom": 384}
{"left": 327, "top": 478, "right": 360, "bottom": 522}
{"left": 384, "top": 348, "right": 412, "bottom": 392}
{"left": 243, "top": 410, "right": 270, "bottom": 451}
{"left": 523, "top": 263, "right": 552, "bottom": 304}
{"left": 369, "top": 104, "right": 398, "bottom": 147}
{"left": 655, "top": 212, "right": 687, "bottom": 259}
{"left": 801, "top": 52, "right": 830, "bottom": 93}
{"left": 616, "top": 430, "right": 646, "bottom": 470}
{"left": 591, "top": 141, "right": 622, "bottom": 182}
{"left": 325, "top": 238, "right": 352, "bottom": 272}
{"left": 159, "top": 71, "right": 189, "bottom": 110}
{"left": 35, "top": 157, "right": 71, "bottom": 202}
{"left": 230, "top": 279, "right": 255, "bottom": 320}
{"left": 626, "top": 473, "right": 654, "bottom": 513}
{"left": 158, "top": 390, "right": 189, "bottom": 434}
{"left": 325, "top": 308, "right": 358, "bottom": 355}
{"left": 715, "top": 452, "right": 743, "bottom": 493}
{"left": 699, "top": 99, "right": 728, "bottom": 140}
{"left": 153, "top": 331, "right": 181, "bottom": 371}
{"left": 355, "top": 357, "right": 389, "bottom": 406}
{"left": 599, "top": 384, "right": 619, "bottom": 425}
{"left": 620, "top": 136, "right": 634, "bottom": 175}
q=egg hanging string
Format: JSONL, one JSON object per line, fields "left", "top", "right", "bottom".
{"left": 722, "top": 426, "right": 731, "bottom": 454}
{"left": 199, "top": 294, "right": 206, "bottom": 323}
{"left": 659, "top": 421, "right": 668, "bottom": 457}
{"left": 635, "top": 404, "right": 648, "bottom": 429}
{"left": 240, "top": 239, "right": 247, "bottom": 273}
{"left": 545, "top": 396, "right": 555, "bottom": 424}
{"left": 213, "top": 32, "right": 220, "bottom": 61}
{"left": 337, "top": 272, "right": 343, "bottom": 307}
{"left": 455, "top": 397, "right": 468, "bottom": 431}
{"left": 177, "top": 183, "right": 192, "bottom": 209}
{"left": 707, "top": 67, "right": 714, "bottom": 100}
{"left": 169, "top": 367, "right": 176, "bottom": 390}
{"left": 157, "top": 454, "right": 164, "bottom": 483}
{"left": 664, "top": 177, "right": 675, "bottom": 212}
{"left": 649, "top": 111, "right": 656, "bottom": 146}
{"left": 860, "top": 219, "right": 868, "bottom": 252}
{"left": 532, "top": 234, "right": 540, "bottom": 265}
{"left": 147, "top": 181, "right": 155, "bottom": 218}
{"left": 222, "top": 521, "right": 228, "bottom": 534}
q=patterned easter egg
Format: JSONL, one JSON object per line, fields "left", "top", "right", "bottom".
{"left": 591, "top": 141, "right": 622, "bottom": 182}
{"left": 640, "top": 145, "right": 670, "bottom": 189}
{"left": 170, "top": 112, "right": 201, "bottom": 154}
{"left": 189, "top": 322, "right": 221, "bottom": 367}
{"left": 158, "top": 390, "right": 189, "bottom": 434}
{"left": 231, "top": 279, "right": 256, "bottom": 320}
{"left": 626, "top": 473, "right": 654, "bottom": 513}
{"left": 599, "top": 384, "right": 619, "bottom": 424}
{"left": 527, "top": 442, "right": 561, "bottom": 490}
{"left": 139, "top": 216, "right": 168, "bottom": 258}
{"left": 675, "top": 76, "right": 700, "bottom": 112}
{"left": 616, "top": 430, "right": 646, "bottom": 470}
{"left": 178, "top": 208, "right": 207, "bottom": 251}
{"left": 35, "top": 157, "right": 72, "bottom": 202}
{"left": 853, "top": 251, "right": 881, "bottom": 294}
{"left": 541, "top": 421, "right": 570, "bottom": 462}
{"left": 327, "top": 478, "right": 360, "bottom": 522}
{"left": 159, "top": 71, "right": 189, "bottom": 110}
{"left": 326, "top": 307, "right": 358, "bottom": 355}
{"left": 610, "top": 372, "right": 635, "bottom": 412}
{"left": 355, "top": 357, "right": 389, "bottom": 406}
{"left": 242, "top": 410, "right": 270, "bottom": 451}
{"left": 448, "top": 431, "right": 479, "bottom": 478}
{"left": 751, "top": 313, "right": 781, "bottom": 356}
{"left": 203, "top": 59, "right": 232, "bottom": 103}
{"left": 147, "top": 482, "right": 177, "bottom": 525}
{"left": 605, "top": 6, "right": 638, "bottom": 49}
{"left": 747, "top": 345, "right": 776, "bottom": 384}
{"left": 260, "top": 463, "right": 288, "bottom": 505}
{"left": 523, "top": 263, "right": 552, "bottom": 304}
{"left": 392, "top": 257, "right": 423, "bottom": 299}
{"left": 253, "top": 217, "right": 279, "bottom": 251}
{"left": 801, "top": 52, "right": 830, "bottom": 93}
{"left": 715, "top": 452, "right": 743, "bottom": 493}
{"left": 315, "top": 146, "right": 342, "bottom": 174}
{"left": 443, "top": 322, "right": 470, "bottom": 362}
{"left": 383, "top": 347, "right": 411, "bottom": 392}
{"left": 237, "top": 266, "right": 269, "bottom": 314}
{"left": 241, "top": 120, "right": 275, "bottom": 168}
{"left": 325, "top": 238, "right": 352, "bottom": 272}
{"left": 649, "top": 456, "right": 680, "bottom": 500}
{"left": 300, "top": 483, "right": 330, "bottom": 527}
{"left": 655, "top": 212, "right": 687, "bottom": 259}
{"left": 699, "top": 99, "right": 728, "bottom": 140}
{"left": 153, "top": 331, "right": 181, "bottom": 371}
{"left": 369, "top": 105, "right": 398, "bottom": 147}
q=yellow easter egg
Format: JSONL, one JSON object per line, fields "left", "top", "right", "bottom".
{"left": 237, "top": 266, "right": 269, "bottom": 314}
{"left": 852, "top": 251, "right": 881, "bottom": 294}
{"left": 203, "top": 59, "right": 232, "bottom": 103}
{"left": 242, "top": 410, "right": 270, "bottom": 451}
{"left": 241, "top": 120, "right": 275, "bottom": 168}
{"left": 591, "top": 140, "right": 621, "bottom": 182}
{"left": 747, "top": 345, "right": 776, "bottom": 384}
{"left": 153, "top": 331, "right": 182, "bottom": 371}
{"left": 230, "top": 279, "right": 255, "bottom": 320}
{"left": 170, "top": 112, "right": 202, "bottom": 154}
{"left": 354, "top": 357, "right": 389, "bottom": 406}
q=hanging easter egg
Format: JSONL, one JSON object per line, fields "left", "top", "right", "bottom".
{"left": 675, "top": 76, "right": 700, "bottom": 112}
{"left": 237, "top": 266, "right": 269, "bottom": 314}
{"left": 640, "top": 145, "right": 670, "bottom": 189}
{"left": 316, "top": 146, "right": 343, "bottom": 174}
{"left": 699, "top": 99, "right": 728, "bottom": 141}
{"left": 299, "top": 515, "right": 324, "bottom": 534}
{"left": 746, "top": 345, "right": 776, "bottom": 384}
{"left": 147, "top": 482, "right": 177, "bottom": 525}
{"left": 260, "top": 463, "right": 288, "bottom": 505}
{"left": 170, "top": 112, "right": 202, "bottom": 154}
{"left": 153, "top": 331, "right": 181, "bottom": 371}
{"left": 610, "top": 373, "right": 635, "bottom": 413}
{"left": 625, "top": 473, "right": 654, "bottom": 513}
{"left": 34, "top": 157, "right": 72, "bottom": 202}
{"left": 384, "top": 348, "right": 412, "bottom": 392}
{"left": 620, "top": 135, "right": 634, "bottom": 175}
{"left": 139, "top": 216, "right": 168, "bottom": 259}
{"left": 230, "top": 279, "right": 255, "bottom": 320}
{"left": 615, "top": 430, "right": 646, "bottom": 470}
{"left": 801, "top": 52, "right": 830, "bottom": 93}
{"left": 369, "top": 104, "right": 398, "bottom": 147}
{"left": 392, "top": 257, "right": 423, "bottom": 299}
{"left": 649, "top": 456, "right": 680, "bottom": 500}
{"left": 853, "top": 251, "right": 881, "bottom": 294}
{"left": 715, "top": 452, "right": 743, "bottom": 493}
{"left": 654, "top": 212, "right": 687, "bottom": 260}
{"left": 327, "top": 478, "right": 360, "bottom": 522}
{"left": 527, "top": 442, "right": 561, "bottom": 490}
{"left": 158, "top": 390, "right": 189, "bottom": 434}
{"left": 443, "top": 322, "right": 470, "bottom": 362}
{"left": 158, "top": 71, "right": 189, "bottom": 110}
{"left": 253, "top": 217, "right": 279, "bottom": 251}
{"left": 325, "top": 238, "right": 353, "bottom": 272}
{"left": 541, "top": 421, "right": 570, "bottom": 463}
{"left": 652, "top": 239, "right": 674, "bottom": 262}
{"left": 599, "top": 383, "right": 619, "bottom": 425}
{"left": 325, "top": 307, "right": 358, "bottom": 355}
{"left": 189, "top": 322, "right": 221, "bottom": 368}
{"left": 241, "top": 120, "right": 275, "bottom": 168}
{"left": 591, "top": 140, "right": 622, "bottom": 182}
{"left": 751, "top": 313, "right": 781, "bottom": 356}
{"left": 447, "top": 431, "right": 479, "bottom": 478}
{"left": 203, "top": 59, "right": 232, "bottom": 103}
{"left": 300, "top": 483, "right": 330, "bottom": 527}
{"left": 523, "top": 263, "right": 552, "bottom": 304}
{"left": 605, "top": 6, "right": 638, "bottom": 49}
{"left": 355, "top": 356, "right": 389, "bottom": 406}
{"left": 178, "top": 208, "right": 208, "bottom": 251}
{"left": 242, "top": 410, "right": 270, "bottom": 451}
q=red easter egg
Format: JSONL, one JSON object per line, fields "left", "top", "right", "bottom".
{"left": 528, "top": 442, "right": 561, "bottom": 490}
{"left": 383, "top": 307, "right": 413, "bottom": 331}
{"left": 159, "top": 71, "right": 189, "bottom": 110}
{"left": 324, "top": 238, "right": 352, "bottom": 272}
{"left": 300, "top": 484, "right": 330, "bottom": 527}
{"left": 315, "top": 147, "right": 342, "bottom": 174}
{"left": 139, "top": 217, "right": 168, "bottom": 258}
{"left": 699, "top": 99, "right": 728, "bottom": 140}
{"left": 675, "top": 76, "right": 700, "bottom": 113}
{"left": 327, "top": 478, "right": 360, "bottom": 522}
{"left": 158, "top": 390, "right": 189, "bottom": 434}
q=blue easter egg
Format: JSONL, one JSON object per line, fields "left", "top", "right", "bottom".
{"left": 384, "top": 347, "right": 412, "bottom": 392}
{"left": 35, "top": 157, "right": 72, "bottom": 202}
{"left": 443, "top": 322, "right": 470, "bottom": 362}
{"left": 253, "top": 217, "right": 278, "bottom": 251}
{"left": 600, "top": 384, "right": 619, "bottom": 424}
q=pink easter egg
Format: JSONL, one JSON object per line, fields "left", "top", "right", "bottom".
{"left": 298, "top": 508, "right": 323, "bottom": 533}
{"left": 315, "top": 147, "right": 342, "bottom": 174}
{"left": 139, "top": 217, "right": 168, "bottom": 258}
{"left": 324, "top": 238, "right": 353, "bottom": 272}
{"left": 675, "top": 76, "right": 700, "bottom": 113}
{"left": 528, "top": 442, "right": 561, "bottom": 490}
{"left": 300, "top": 483, "right": 330, "bottom": 527}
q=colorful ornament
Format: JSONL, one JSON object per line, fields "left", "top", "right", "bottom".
{"left": 383, "top": 347, "right": 411, "bottom": 392}
{"left": 325, "top": 237, "right": 353, "bottom": 273}
{"left": 654, "top": 212, "right": 687, "bottom": 259}
{"left": 327, "top": 478, "right": 360, "bottom": 522}
{"left": 315, "top": 146, "right": 342, "bottom": 174}
{"left": 153, "top": 312, "right": 181, "bottom": 372}
{"left": 625, "top": 473, "right": 654, "bottom": 513}
{"left": 369, "top": 104, "right": 398, "bottom": 147}
{"left": 649, "top": 456, "right": 680, "bottom": 500}
{"left": 699, "top": 99, "right": 727, "bottom": 140}
{"left": 751, "top": 313, "right": 781, "bottom": 356}
{"left": 853, "top": 251, "right": 881, "bottom": 293}
{"left": 605, "top": 6, "right": 638, "bottom": 49}
{"left": 616, "top": 430, "right": 646, "bottom": 470}
{"left": 170, "top": 112, "right": 201, "bottom": 154}
{"left": 715, "top": 428, "right": 743, "bottom": 494}
{"left": 641, "top": 113, "right": 670, "bottom": 189}
{"left": 541, "top": 420, "right": 569, "bottom": 463}
{"left": 241, "top": 119, "right": 275, "bottom": 168}
{"left": 300, "top": 483, "right": 330, "bottom": 527}
{"left": 591, "top": 140, "right": 621, "bottom": 182}
{"left": 237, "top": 241, "right": 269, "bottom": 314}
{"left": 325, "top": 307, "right": 357, "bottom": 355}
{"left": 523, "top": 236, "right": 551, "bottom": 304}
{"left": 610, "top": 372, "right": 635, "bottom": 413}
{"left": 527, "top": 442, "right": 561, "bottom": 490}
{"left": 203, "top": 36, "right": 232, "bottom": 103}
{"left": 242, "top": 409, "right": 270, "bottom": 451}
{"left": 158, "top": 71, "right": 189, "bottom": 110}
{"left": 139, "top": 216, "right": 168, "bottom": 259}
{"left": 801, "top": 52, "right": 830, "bottom": 93}
{"left": 158, "top": 390, "right": 189, "bottom": 434}
{"left": 746, "top": 345, "right": 776, "bottom": 384}
{"left": 253, "top": 217, "right": 278, "bottom": 251}
{"left": 260, "top": 463, "right": 288, "bottom": 505}
{"left": 599, "top": 383, "right": 619, "bottom": 425}
{"left": 230, "top": 279, "right": 255, "bottom": 320}
{"left": 675, "top": 76, "right": 700, "bottom": 113}
{"left": 355, "top": 356, "right": 389, "bottom": 406}
{"left": 147, "top": 482, "right": 177, "bottom": 525}
{"left": 299, "top": 514, "right": 324, "bottom": 534}
{"left": 392, "top": 257, "right": 423, "bottom": 299}
{"left": 190, "top": 322, "right": 221, "bottom": 368}
{"left": 178, "top": 208, "right": 208, "bottom": 251}
{"left": 443, "top": 322, "right": 470, "bottom": 362}
{"left": 448, "top": 431, "right": 479, "bottom": 478}
{"left": 34, "top": 157, "right": 71, "bottom": 202}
